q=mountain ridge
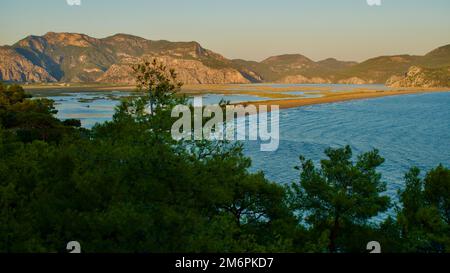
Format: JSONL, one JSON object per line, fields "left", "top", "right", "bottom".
{"left": 1, "top": 32, "right": 449, "bottom": 85}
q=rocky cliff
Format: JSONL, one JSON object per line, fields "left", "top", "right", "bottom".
{"left": 387, "top": 66, "right": 450, "bottom": 88}
{"left": 0, "top": 46, "right": 57, "bottom": 83}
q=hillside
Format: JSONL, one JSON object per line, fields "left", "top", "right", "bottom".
{"left": 335, "top": 55, "right": 421, "bottom": 84}
{"left": 420, "top": 44, "right": 450, "bottom": 67}
{"left": 0, "top": 46, "right": 57, "bottom": 82}
{"left": 0, "top": 32, "right": 449, "bottom": 85}
{"left": 387, "top": 66, "right": 450, "bottom": 88}
{"left": 334, "top": 45, "right": 450, "bottom": 84}
{"left": 231, "top": 55, "right": 356, "bottom": 83}
{"left": 3, "top": 32, "right": 256, "bottom": 84}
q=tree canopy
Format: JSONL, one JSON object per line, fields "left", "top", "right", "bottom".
{"left": 0, "top": 63, "right": 449, "bottom": 253}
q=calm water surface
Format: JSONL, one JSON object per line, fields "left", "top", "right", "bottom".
{"left": 245, "top": 92, "right": 450, "bottom": 199}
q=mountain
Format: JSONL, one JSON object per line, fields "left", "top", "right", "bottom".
{"left": 231, "top": 55, "right": 356, "bottom": 83}
{"left": 333, "top": 55, "right": 421, "bottom": 84}
{"left": 387, "top": 66, "right": 450, "bottom": 88}
{"left": 2, "top": 32, "right": 255, "bottom": 84}
{"left": 420, "top": 44, "right": 450, "bottom": 67}
{"left": 231, "top": 46, "right": 449, "bottom": 84}
{"left": 0, "top": 46, "right": 57, "bottom": 82}
{"left": 333, "top": 45, "right": 450, "bottom": 84}
{"left": 0, "top": 32, "right": 449, "bottom": 86}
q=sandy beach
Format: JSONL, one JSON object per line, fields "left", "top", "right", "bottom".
{"left": 240, "top": 89, "right": 450, "bottom": 109}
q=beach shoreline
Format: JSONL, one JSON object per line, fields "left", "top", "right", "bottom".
{"left": 22, "top": 83, "right": 450, "bottom": 110}
{"left": 240, "top": 89, "right": 450, "bottom": 110}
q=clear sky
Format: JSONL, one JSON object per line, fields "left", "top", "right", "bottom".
{"left": 1, "top": 0, "right": 450, "bottom": 62}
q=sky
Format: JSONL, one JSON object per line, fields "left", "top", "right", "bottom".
{"left": 1, "top": 0, "right": 450, "bottom": 62}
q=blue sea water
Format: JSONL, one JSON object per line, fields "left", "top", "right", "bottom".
{"left": 45, "top": 89, "right": 450, "bottom": 197}
{"left": 245, "top": 92, "right": 450, "bottom": 199}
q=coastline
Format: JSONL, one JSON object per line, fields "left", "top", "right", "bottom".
{"left": 22, "top": 83, "right": 450, "bottom": 110}
{"left": 239, "top": 89, "right": 450, "bottom": 110}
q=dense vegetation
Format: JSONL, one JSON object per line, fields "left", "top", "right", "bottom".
{"left": 0, "top": 61, "right": 449, "bottom": 253}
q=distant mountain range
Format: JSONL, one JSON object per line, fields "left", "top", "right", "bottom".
{"left": 0, "top": 32, "right": 449, "bottom": 86}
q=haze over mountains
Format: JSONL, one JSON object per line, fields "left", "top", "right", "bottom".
{"left": 0, "top": 32, "right": 449, "bottom": 86}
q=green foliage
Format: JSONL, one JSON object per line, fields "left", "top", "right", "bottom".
{"left": 0, "top": 82, "right": 81, "bottom": 143}
{"left": 396, "top": 165, "right": 450, "bottom": 252}
{"left": 0, "top": 68, "right": 295, "bottom": 252}
{"left": 0, "top": 68, "right": 449, "bottom": 253}
{"left": 290, "top": 146, "right": 391, "bottom": 252}
{"left": 132, "top": 58, "right": 184, "bottom": 113}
